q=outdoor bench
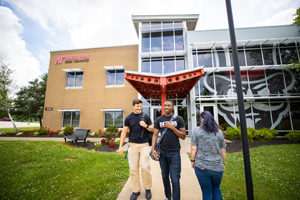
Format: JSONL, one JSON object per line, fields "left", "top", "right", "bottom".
{"left": 63, "top": 129, "right": 90, "bottom": 147}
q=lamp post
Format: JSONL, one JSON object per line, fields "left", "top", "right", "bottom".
{"left": 225, "top": 0, "right": 254, "bottom": 199}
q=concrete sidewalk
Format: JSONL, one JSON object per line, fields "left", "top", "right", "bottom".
{"left": 117, "top": 137, "right": 203, "bottom": 200}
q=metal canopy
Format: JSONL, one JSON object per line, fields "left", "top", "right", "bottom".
{"left": 125, "top": 67, "right": 205, "bottom": 114}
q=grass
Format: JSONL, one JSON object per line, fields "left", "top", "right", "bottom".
{"left": 221, "top": 144, "right": 300, "bottom": 199}
{"left": 0, "top": 141, "right": 129, "bottom": 200}
{"left": 0, "top": 127, "right": 40, "bottom": 133}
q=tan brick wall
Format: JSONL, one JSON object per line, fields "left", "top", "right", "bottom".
{"left": 43, "top": 45, "right": 139, "bottom": 132}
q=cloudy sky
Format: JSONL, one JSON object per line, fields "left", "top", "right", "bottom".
{"left": 0, "top": 0, "right": 298, "bottom": 87}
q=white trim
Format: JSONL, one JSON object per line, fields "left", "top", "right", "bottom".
{"left": 196, "top": 96, "right": 300, "bottom": 101}
{"left": 105, "top": 85, "right": 125, "bottom": 88}
{"left": 101, "top": 109, "right": 124, "bottom": 112}
{"left": 62, "top": 68, "right": 84, "bottom": 72}
{"left": 58, "top": 109, "right": 81, "bottom": 112}
{"left": 65, "top": 86, "right": 82, "bottom": 89}
{"left": 103, "top": 66, "right": 125, "bottom": 70}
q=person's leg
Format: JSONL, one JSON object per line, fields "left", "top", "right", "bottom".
{"left": 128, "top": 143, "right": 140, "bottom": 193}
{"left": 168, "top": 152, "right": 181, "bottom": 200}
{"left": 211, "top": 170, "right": 223, "bottom": 200}
{"left": 139, "top": 143, "right": 152, "bottom": 190}
{"left": 159, "top": 151, "right": 171, "bottom": 200}
{"left": 194, "top": 167, "right": 212, "bottom": 200}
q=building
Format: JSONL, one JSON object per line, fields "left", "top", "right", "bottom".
{"left": 43, "top": 14, "right": 300, "bottom": 135}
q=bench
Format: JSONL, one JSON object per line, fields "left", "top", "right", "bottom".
{"left": 63, "top": 129, "right": 90, "bottom": 147}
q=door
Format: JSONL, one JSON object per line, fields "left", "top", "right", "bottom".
{"left": 200, "top": 104, "right": 218, "bottom": 124}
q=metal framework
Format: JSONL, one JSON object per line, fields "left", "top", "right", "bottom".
{"left": 125, "top": 67, "right": 205, "bottom": 114}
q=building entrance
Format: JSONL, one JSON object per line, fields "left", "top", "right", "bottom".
{"left": 200, "top": 104, "right": 218, "bottom": 124}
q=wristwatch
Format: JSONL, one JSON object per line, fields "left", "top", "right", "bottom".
{"left": 190, "top": 159, "right": 195, "bottom": 162}
{"left": 146, "top": 124, "right": 149, "bottom": 128}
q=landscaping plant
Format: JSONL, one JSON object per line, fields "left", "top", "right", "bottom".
{"left": 109, "top": 142, "right": 116, "bottom": 148}
{"left": 253, "top": 128, "right": 278, "bottom": 141}
{"left": 62, "top": 125, "right": 74, "bottom": 135}
{"left": 284, "top": 131, "right": 300, "bottom": 142}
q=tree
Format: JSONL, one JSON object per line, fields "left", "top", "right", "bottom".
{"left": 13, "top": 73, "right": 48, "bottom": 129}
{"left": 292, "top": 7, "right": 300, "bottom": 26}
{"left": 0, "top": 54, "right": 18, "bottom": 133}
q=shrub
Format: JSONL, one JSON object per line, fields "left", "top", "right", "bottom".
{"left": 9, "top": 132, "right": 14, "bottom": 136}
{"left": 38, "top": 127, "right": 50, "bottom": 135}
{"left": 102, "top": 130, "right": 118, "bottom": 143}
{"left": 284, "top": 131, "right": 300, "bottom": 142}
{"left": 33, "top": 132, "right": 39, "bottom": 136}
{"left": 253, "top": 128, "right": 278, "bottom": 141}
{"left": 89, "top": 132, "right": 96, "bottom": 137}
{"left": 118, "top": 130, "right": 122, "bottom": 135}
{"left": 115, "top": 140, "right": 120, "bottom": 146}
{"left": 95, "top": 143, "right": 102, "bottom": 148}
{"left": 63, "top": 125, "right": 74, "bottom": 135}
{"left": 98, "top": 129, "right": 102, "bottom": 135}
{"left": 109, "top": 142, "right": 116, "bottom": 148}
{"left": 16, "top": 132, "right": 23, "bottom": 136}
{"left": 106, "top": 125, "right": 118, "bottom": 133}
{"left": 55, "top": 129, "right": 62, "bottom": 134}
{"left": 101, "top": 138, "right": 106, "bottom": 143}
{"left": 87, "top": 140, "right": 90, "bottom": 142}
{"left": 49, "top": 131, "right": 54, "bottom": 135}
{"left": 226, "top": 127, "right": 238, "bottom": 140}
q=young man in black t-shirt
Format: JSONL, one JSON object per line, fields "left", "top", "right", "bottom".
{"left": 118, "top": 99, "right": 154, "bottom": 200}
{"left": 152, "top": 100, "right": 186, "bottom": 200}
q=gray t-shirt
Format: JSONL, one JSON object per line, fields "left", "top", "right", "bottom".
{"left": 190, "top": 126, "right": 226, "bottom": 172}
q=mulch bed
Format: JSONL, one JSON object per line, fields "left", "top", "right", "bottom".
{"left": 66, "top": 141, "right": 127, "bottom": 153}
{"left": 226, "top": 138, "right": 300, "bottom": 153}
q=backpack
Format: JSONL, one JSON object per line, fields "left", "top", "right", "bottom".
{"left": 141, "top": 112, "right": 154, "bottom": 146}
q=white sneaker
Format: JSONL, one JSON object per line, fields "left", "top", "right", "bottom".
{"left": 164, "top": 197, "right": 169, "bottom": 200}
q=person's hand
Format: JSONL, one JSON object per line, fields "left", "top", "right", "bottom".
{"left": 118, "top": 146, "right": 123, "bottom": 156}
{"left": 152, "top": 149, "right": 159, "bottom": 160}
{"left": 166, "top": 121, "right": 174, "bottom": 129}
{"left": 140, "top": 121, "right": 146, "bottom": 128}
{"left": 191, "top": 162, "right": 195, "bottom": 169}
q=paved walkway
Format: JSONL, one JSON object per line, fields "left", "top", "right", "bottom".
{"left": 0, "top": 121, "right": 40, "bottom": 128}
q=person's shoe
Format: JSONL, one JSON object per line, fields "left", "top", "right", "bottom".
{"left": 145, "top": 189, "right": 152, "bottom": 199}
{"left": 164, "top": 197, "right": 169, "bottom": 200}
{"left": 130, "top": 192, "right": 140, "bottom": 200}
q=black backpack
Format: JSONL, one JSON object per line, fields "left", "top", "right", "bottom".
{"left": 141, "top": 112, "right": 154, "bottom": 146}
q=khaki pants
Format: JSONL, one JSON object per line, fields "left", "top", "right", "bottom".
{"left": 128, "top": 142, "right": 152, "bottom": 192}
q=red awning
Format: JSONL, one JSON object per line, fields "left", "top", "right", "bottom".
{"left": 124, "top": 67, "right": 205, "bottom": 114}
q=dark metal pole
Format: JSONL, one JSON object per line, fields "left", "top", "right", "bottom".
{"left": 225, "top": 0, "right": 254, "bottom": 199}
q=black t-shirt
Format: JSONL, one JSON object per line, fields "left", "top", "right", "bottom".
{"left": 125, "top": 112, "right": 152, "bottom": 143}
{"left": 154, "top": 114, "right": 185, "bottom": 152}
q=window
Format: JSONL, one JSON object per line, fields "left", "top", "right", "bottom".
{"left": 141, "top": 21, "right": 184, "bottom": 53}
{"left": 141, "top": 57, "right": 185, "bottom": 74}
{"left": 62, "top": 111, "right": 80, "bottom": 128}
{"left": 104, "top": 110, "right": 124, "bottom": 128}
{"left": 104, "top": 66, "right": 125, "bottom": 87}
{"left": 63, "top": 69, "right": 84, "bottom": 88}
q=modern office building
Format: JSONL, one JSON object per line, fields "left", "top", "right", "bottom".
{"left": 43, "top": 14, "right": 300, "bottom": 135}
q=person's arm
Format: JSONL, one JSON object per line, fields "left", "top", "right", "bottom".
{"left": 118, "top": 126, "right": 129, "bottom": 156}
{"left": 166, "top": 121, "right": 186, "bottom": 140}
{"left": 221, "top": 148, "right": 226, "bottom": 169}
{"left": 140, "top": 120, "right": 154, "bottom": 132}
{"left": 190, "top": 145, "right": 197, "bottom": 168}
{"left": 151, "top": 128, "right": 160, "bottom": 160}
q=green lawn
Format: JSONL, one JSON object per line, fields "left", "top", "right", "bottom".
{"left": 221, "top": 144, "right": 300, "bottom": 199}
{"left": 0, "top": 127, "right": 40, "bottom": 133}
{"left": 0, "top": 141, "right": 129, "bottom": 200}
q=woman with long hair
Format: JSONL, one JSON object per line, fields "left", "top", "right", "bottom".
{"left": 190, "top": 111, "right": 226, "bottom": 200}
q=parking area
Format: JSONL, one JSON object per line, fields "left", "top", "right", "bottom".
{"left": 0, "top": 122, "right": 40, "bottom": 128}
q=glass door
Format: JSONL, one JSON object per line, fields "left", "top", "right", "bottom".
{"left": 200, "top": 104, "right": 218, "bottom": 124}
{"left": 151, "top": 106, "right": 162, "bottom": 125}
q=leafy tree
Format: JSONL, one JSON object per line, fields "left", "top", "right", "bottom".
{"left": 13, "top": 73, "right": 48, "bottom": 128}
{"left": 0, "top": 54, "right": 18, "bottom": 133}
{"left": 292, "top": 7, "right": 300, "bottom": 26}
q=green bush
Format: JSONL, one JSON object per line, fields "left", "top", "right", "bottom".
{"left": 115, "top": 140, "right": 120, "bottom": 146}
{"left": 95, "top": 143, "right": 102, "bottom": 148}
{"left": 284, "top": 131, "right": 300, "bottom": 142}
{"left": 63, "top": 125, "right": 74, "bottom": 135}
{"left": 247, "top": 127, "right": 255, "bottom": 141}
{"left": 226, "top": 126, "right": 239, "bottom": 140}
{"left": 38, "top": 127, "right": 50, "bottom": 135}
{"left": 253, "top": 128, "right": 278, "bottom": 141}
{"left": 106, "top": 125, "right": 118, "bottom": 133}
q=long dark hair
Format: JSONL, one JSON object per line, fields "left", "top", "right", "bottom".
{"left": 200, "top": 111, "right": 219, "bottom": 134}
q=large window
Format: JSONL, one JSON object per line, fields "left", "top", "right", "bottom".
{"left": 63, "top": 69, "right": 83, "bottom": 88}
{"left": 141, "top": 21, "right": 184, "bottom": 53}
{"left": 193, "top": 42, "right": 299, "bottom": 68}
{"left": 141, "top": 57, "right": 185, "bottom": 74}
{"left": 104, "top": 66, "right": 125, "bottom": 87}
{"left": 62, "top": 111, "right": 80, "bottom": 128}
{"left": 104, "top": 111, "right": 124, "bottom": 128}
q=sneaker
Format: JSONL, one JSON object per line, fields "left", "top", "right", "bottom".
{"left": 145, "top": 189, "right": 152, "bottom": 200}
{"left": 130, "top": 192, "right": 140, "bottom": 200}
{"left": 164, "top": 197, "right": 169, "bottom": 200}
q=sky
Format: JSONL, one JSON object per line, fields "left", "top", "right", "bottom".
{"left": 0, "top": 0, "right": 299, "bottom": 88}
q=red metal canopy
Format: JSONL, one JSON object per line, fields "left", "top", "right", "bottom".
{"left": 124, "top": 67, "right": 205, "bottom": 114}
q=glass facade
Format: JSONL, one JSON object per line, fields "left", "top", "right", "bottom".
{"left": 66, "top": 71, "right": 83, "bottom": 87}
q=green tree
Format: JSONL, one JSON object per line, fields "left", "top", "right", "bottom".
{"left": 14, "top": 73, "right": 48, "bottom": 128}
{"left": 292, "top": 7, "right": 300, "bottom": 26}
{"left": 0, "top": 54, "right": 18, "bottom": 133}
